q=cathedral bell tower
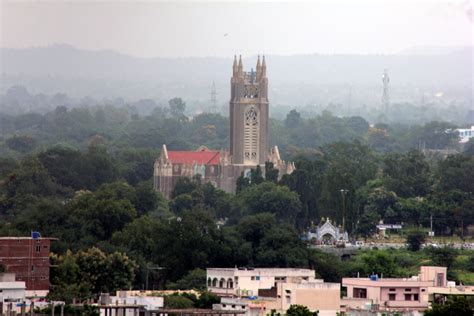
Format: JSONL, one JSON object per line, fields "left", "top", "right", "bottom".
{"left": 229, "top": 55, "right": 269, "bottom": 165}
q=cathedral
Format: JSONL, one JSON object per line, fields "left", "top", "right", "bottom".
{"left": 154, "top": 56, "right": 295, "bottom": 197}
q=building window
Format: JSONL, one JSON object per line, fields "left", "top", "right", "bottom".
{"left": 36, "top": 245, "right": 41, "bottom": 253}
{"left": 251, "top": 276, "right": 255, "bottom": 281}
{"left": 388, "top": 294, "right": 396, "bottom": 301}
{"left": 219, "top": 278, "right": 225, "bottom": 288}
{"left": 389, "top": 288, "right": 396, "bottom": 292}
{"left": 414, "top": 294, "right": 419, "bottom": 301}
{"left": 405, "top": 294, "right": 412, "bottom": 301}
{"left": 405, "top": 288, "right": 411, "bottom": 292}
{"left": 243, "top": 105, "right": 259, "bottom": 163}
{"left": 353, "top": 288, "right": 367, "bottom": 299}
{"left": 421, "top": 289, "right": 426, "bottom": 292}
{"left": 436, "top": 273, "right": 445, "bottom": 287}
{"left": 31, "top": 265, "right": 35, "bottom": 272}
{"left": 256, "top": 276, "right": 260, "bottom": 281}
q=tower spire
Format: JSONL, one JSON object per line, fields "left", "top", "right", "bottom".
{"left": 238, "top": 55, "right": 243, "bottom": 75}
{"left": 256, "top": 55, "right": 261, "bottom": 79}
{"left": 261, "top": 55, "right": 266, "bottom": 77}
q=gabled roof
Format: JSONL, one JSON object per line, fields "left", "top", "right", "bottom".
{"left": 167, "top": 148, "right": 221, "bottom": 165}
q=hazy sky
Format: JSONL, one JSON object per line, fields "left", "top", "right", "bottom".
{"left": 1, "top": 0, "right": 472, "bottom": 58}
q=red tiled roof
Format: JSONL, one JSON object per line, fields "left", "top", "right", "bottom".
{"left": 167, "top": 150, "right": 221, "bottom": 165}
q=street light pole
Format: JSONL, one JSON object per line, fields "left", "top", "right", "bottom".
{"left": 340, "top": 189, "right": 349, "bottom": 232}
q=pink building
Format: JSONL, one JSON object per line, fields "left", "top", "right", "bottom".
{"left": 342, "top": 266, "right": 447, "bottom": 313}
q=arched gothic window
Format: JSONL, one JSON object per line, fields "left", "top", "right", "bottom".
{"left": 244, "top": 105, "right": 259, "bottom": 163}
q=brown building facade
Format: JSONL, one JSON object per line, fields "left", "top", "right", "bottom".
{"left": 0, "top": 237, "right": 54, "bottom": 291}
{"left": 154, "top": 56, "right": 295, "bottom": 197}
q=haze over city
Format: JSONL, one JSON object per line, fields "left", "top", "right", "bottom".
{"left": 2, "top": 0, "right": 473, "bottom": 57}
{"left": 0, "top": 1, "right": 473, "bottom": 315}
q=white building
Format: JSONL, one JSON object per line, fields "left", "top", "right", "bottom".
{"left": 456, "top": 126, "right": 474, "bottom": 143}
{"left": 0, "top": 273, "right": 26, "bottom": 313}
{"left": 100, "top": 291, "right": 164, "bottom": 316}
{"left": 207, "top": 268, "right": 315, "bottom": 297}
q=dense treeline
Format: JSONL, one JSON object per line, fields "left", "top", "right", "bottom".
{"left": 0, "top": 100, "right": 473, "bottom": 301}
{"left": 0, "top": 98, "right": 468, "bottom": 159}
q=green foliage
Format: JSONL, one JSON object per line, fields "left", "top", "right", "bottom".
{"left": 436, "top": 155, "right": 474, "bottom": 194}
{"left": 427, "top": 247, "right": 458, "bottom": 270}
{"left": 424, "top": 296, "right": 473, "bottom": 316}
{"left": 265, "top": 162, "right": 279, "bottom": 183}
{"left": 463, "top": 138, "right": 474, "bottom": 156}
{"left": 164, "top": 295, "right": 195, "bottom": 309}
{"left": 49, "top": 248, "right": 137, "bottom": 302}
{"left": 167, "top": 268, "right": 207, "bottom": 291}
{"left": 194, "top": 291, "right": 220, "bottom": 308}
{"left": 406, "top": 230, "right": 426, "bottom": 251}
{"left": 0, "top": 103, "right": 473, "bottom": 292}
{"left": 239, "top": 182, "right": 302, "bottom": 225}
{"left": 285, "top": 109, "right": 302, "bottom": 129}
{"left": 286, "top": 304, "right": 318, "bottom": 316}
{"left": 35, "top": 304, "right": 99, "bottom": 316}
{"left": 6, "top": 134, "right": 37, "bottom": 153}
{"left": 168, "top": 97, "right": 187, "bottom": 120}
{"left": 382, "top": 150, "right": 431, "bottom": 197}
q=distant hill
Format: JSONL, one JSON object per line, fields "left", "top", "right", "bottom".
{"left": 0, "top": 44, "right": 472, "bottom": 106}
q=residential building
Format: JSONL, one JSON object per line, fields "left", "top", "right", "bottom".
{"left": 342, "top": 266, "right": 447, "bottom": 313}
{"left": 154, "top": 56, "right": 294, "bottom": 197}
{"left": 0, "top": 273, "right": 26, "bottom": 314}
{"left": 456, "top": 126, "right": 474, "bottom": 143}
{"left": 263, "top": 280, "right": 340, "bottom": 316}
{"left": 207, "top": 268, "right": 315, "bottom": 297}
{"left": 0, "top": 236, "right": 55, "bottom": 293}
{"left": 100, "top": 291, "right": 164, "bottom": 316}
{"left": 209, "top": 268, "right": 340, "bottom": 316}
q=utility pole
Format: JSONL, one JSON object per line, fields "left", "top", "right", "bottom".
{"left": 340, "top": 189, "right": 349, "bottom": 232}
{"left": 430, "top": 214, "right": 433, "bottom": 236}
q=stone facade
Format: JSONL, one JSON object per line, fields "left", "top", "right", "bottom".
{"left": 154, "top": 56, "right": 294, "bottom": 197}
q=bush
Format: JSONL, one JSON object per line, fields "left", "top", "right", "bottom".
{"left": 164, "top": 295, "right": 195, "bottom": 309}
{"left": 406, "top": 230, "right": 425, "bottom": 251}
